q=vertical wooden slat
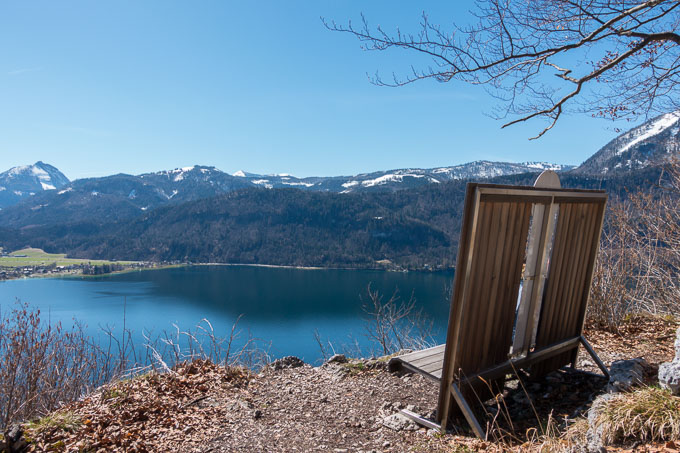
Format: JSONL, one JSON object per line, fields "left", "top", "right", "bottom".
{"left": 553, "top": 204, "right": 587, "bottom": 338}
{"left": 542, "top": 203, "right": 590, "bottom": 371}
{"left": 469, "top": 201, "right": 505, "bottom": 372}
{"left": 570, "top": 200, "right": 607, "bottom": 365}
{"left": 493, "top": 202, "right": 531, "bottom": 362}
{"left": 480, "top": 202, "right": 514, "bottom": 362}
{"left": 437, "top": 184, "right": 481, "bottom": 426}
{"left": 569, "top": 203, "right": 605, "bottom": 363}
{"left": 459, "top": 201, "right": 495, "bottom": 372}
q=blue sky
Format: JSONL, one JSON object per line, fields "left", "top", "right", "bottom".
{"left": 1, "top": 1, "right": 633, "bottom": 180}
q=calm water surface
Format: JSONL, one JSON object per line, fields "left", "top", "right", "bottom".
{"left": 0, "top": 265, "right": 452, "bottom": 363}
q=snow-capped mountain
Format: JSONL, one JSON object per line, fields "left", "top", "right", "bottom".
{"left": 573, "top": 112, "right": 680, "bottom": 176}
{"left": 231, "top": 161, "right": 573, "bottom": 193}
{"left": 0, "top": 160, "right": 571, "bottom": 224}
{"left": 0, "top": 161, "right": 69, "bottom": 208}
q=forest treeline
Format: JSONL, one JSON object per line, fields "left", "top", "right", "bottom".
{"left": 0, "top": 168, "right": 664, "bottom": 270}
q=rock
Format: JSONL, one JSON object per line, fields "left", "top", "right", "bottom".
{"left": 270, "top": 356, "right": 305, "bottom": 370}
{"left": 659, "top": 328, "right": 680, "bottom": 395}
{"left": 659, "top": 360, "right": 680, "bottom": 395}
{"left": 382, "top": 413, "right": 417, "bottom": 431}
{"left": 586, "top": 393, "right": 619, "bottom": 452}
{"left": 252, "top": 409, "right": 262, "bottom": 420}
{"left": 607, "top": 357, "right": 652, "bottom": 393}
{"left": 2, "top": 425, "right": 27, "bottom": 453}
{"left": 326, "top": 354, "right": 348, "bottom": 364}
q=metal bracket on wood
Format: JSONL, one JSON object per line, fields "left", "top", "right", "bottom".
{"left": 579, "top": 336, "right": 610, "bottom": 379}
{"left": 449, "top": 382, "right": 486, "bottom": 440}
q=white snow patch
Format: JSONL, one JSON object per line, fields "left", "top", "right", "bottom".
{"left": 58, "top": 188, "right": 73, "bottom": 195}
{"left": 91, "top": 191, "right": 99, "bottom": 196}
{"left": 252, "top": 179, "right": 273, "bottom": 189}
{"left": 169, "top": 189, "right": 178, "bottom": 199}
{"left": 13, "top": 190, "right": 22, "bottom": 196}
{"left": 141, "top": 206, "right": 149, "bottom": 211}
{"left": 8, "top": 165, "right": 29, "bottom": 176}
{"left": 31, "top": 166, "right": 48, "bottom": 177}
{"left": 0, "top": 186, "right": 5, "bottom": 191}
{"left": 618, "top": 112, "right": 680, "bottom": 155}
{"left": 282, "top": 181, "right": 313, "bottom": 187}
{"left": 40, "top": 182, "right": 56, "bottom": 190}
{"left": 233, "top": 170, "right": 247, "bottom": 177}
{"left": 361, "top": 173, "right": 425, "bottom": 187}
{"left": 342, "top": 181, "right": 360, "bottom": 188}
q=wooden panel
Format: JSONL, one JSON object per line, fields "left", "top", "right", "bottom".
{"left": 532, "top": 199, "right": 606, "bottom": 375}
{"left": 430, "top": 182, "right": 606, "bottom": 428}
{"left": 444, "top": 198, "right": 532, "bottom": 404}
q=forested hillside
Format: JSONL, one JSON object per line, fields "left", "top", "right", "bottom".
{"left": 0, "top": 168, "right": 664, "bottom": 269}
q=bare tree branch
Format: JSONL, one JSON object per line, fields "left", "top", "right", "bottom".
{"left": 325, "top": 0, "right": 680, "bottom": 137}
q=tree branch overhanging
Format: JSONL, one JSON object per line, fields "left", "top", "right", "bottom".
{"left": 325, "top": 0, "right": 680, "bottom": 138}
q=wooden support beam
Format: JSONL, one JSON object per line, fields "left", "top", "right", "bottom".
{"left": 399, "top": 409, "right": 442, "bottom": 431}
{"left": 579, "top": 336, "right": 610, "bottom": 379}
{"left": 450, "top": 383, "right": 486, "bottom": 439}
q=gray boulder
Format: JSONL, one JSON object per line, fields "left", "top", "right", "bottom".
{"left": 659, "top": 327, "right": 680, "bottom": 396}
{"left": 326, "top": 353, "right": 348, "bottom": 364}
{"left": 607, "top": 358, "right": 652, "bottom": 393}
{"left": 382, "top": 413, "right": 417, "bottom": 431}
{"left": 658, "top": 360, "right": 680, "bottom": 395}
{"left": 659, "top": 328, "right": 680, "bottom": 396}
{"left": 586, "top": 393, "right": 618, "bottom": 452}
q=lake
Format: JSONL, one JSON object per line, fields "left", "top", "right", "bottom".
{"left": 0, "top": 265, "right": 453, "bottom": 365}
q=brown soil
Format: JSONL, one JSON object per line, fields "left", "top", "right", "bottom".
{"left": 20, "top": 316, "right": 680, "bottom": 453}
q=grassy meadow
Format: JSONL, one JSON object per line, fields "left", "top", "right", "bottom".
{"left": 0, "top": 247, "right": 136, "bottom": 268}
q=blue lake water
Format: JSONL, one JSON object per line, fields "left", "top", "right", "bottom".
{"left": 0, "top": 265, "right": 453, "bottom": 364}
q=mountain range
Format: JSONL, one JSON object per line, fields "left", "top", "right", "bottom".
{"left": 0, "top": 160, "right": 572, "bottom": 211}
{"left": 1, "top": 113, "right": 678, "bottom": 269}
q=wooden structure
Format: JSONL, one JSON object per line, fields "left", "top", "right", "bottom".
{"left": 388, "top": 172, "right": 609, "bottom": 438}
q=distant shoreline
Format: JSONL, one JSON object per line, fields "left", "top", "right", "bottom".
{"left": 1, "top": 260, "right": 452, "bottom": 282}
{"left": 195, "top": 262, "right": 327, "bottom": 270}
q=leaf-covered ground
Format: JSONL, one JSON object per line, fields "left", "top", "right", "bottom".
{"left": 20, "top": 316, "right": 680, "bottom": 452}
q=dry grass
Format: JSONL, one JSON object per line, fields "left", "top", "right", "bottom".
{"left": 25, "top": 411, "right": 81, "bottom": 436}
{"left": 591, "top": 387, "right": 680, "bottom": 445}
{"left": 0, "top": 300, "right": 269, "bottom": 431}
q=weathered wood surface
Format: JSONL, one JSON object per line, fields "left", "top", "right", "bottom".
{"left": 387, "top": 175, "right": 608, "bottom": 437}
{"left": 388, "top": 344, "right": 445, "bottom": 382}
{"left": 386, "top": 176, "right": 609, "bottom": 436}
